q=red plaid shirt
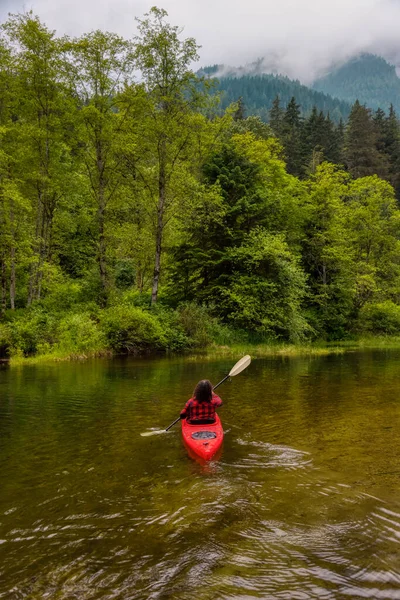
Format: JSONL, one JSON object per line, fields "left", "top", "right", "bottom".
{"left": 180, "top": 393, "right": 222, "bottom": 423}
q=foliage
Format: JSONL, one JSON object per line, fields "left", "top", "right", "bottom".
{"left": 223, "top": 229, "right": 309, "bottom": 341}
{"left": 2, "top": 11, "right": 400, "bottom": 361}
{"left": 101, "top": 304, "right": 188, "bottom": 353}
{"left": 176, "top": 302, "right": 239, "bottom": 347}
{"left": 359, "top": 301, "right": 400, "bottom": 334}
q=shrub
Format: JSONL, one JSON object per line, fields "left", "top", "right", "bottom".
{"left": 359, "top": 301, "right": 400, "bottom": 334}
{"left": 176, "top": 302, "right": 239, "bottom": 347}
{"left": 0, "top": 323, "right": 11, "bottom": 358}
{"left": 101, "top": 305, "right": 171, "bottom": 353}
{"left": 6, "top": 309, "right": 58, "bottom": 357}
{"left": 57, "top": 313, "right": 105, "bottom": 354}
{"left": 176, "top": 303, "right": 214, "bottom": 346}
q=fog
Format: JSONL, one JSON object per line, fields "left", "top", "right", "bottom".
{"left": 1, "top": 0, "right": 400, "bottom": 82}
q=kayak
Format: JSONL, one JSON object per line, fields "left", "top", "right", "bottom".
{"left": 181, "top": 414, "right": 224, "bottom": 461}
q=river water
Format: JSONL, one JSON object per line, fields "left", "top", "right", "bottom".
{"left": 0, "top": 351, "right": 400, "bottom": 599}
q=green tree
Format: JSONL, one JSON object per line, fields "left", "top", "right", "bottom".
{"left": 269, "top": 95, "right": 284, "bottom": 137}
{"left": 64, "top": 30, "right": 134, "bottom": 304}
{"left": 3, "top": 13, "right": 73, "bottom": 305}
{"left": 383, "top": 105, "right": 400, "bottom": 197}
{"left": 282, "top": 96, "right": 303, "bottom": 176}
{"left": 233, "top": 96, "right": 245, "bottom": 121}
{"left": 302, "top": 163, "right": 355, "bottom": 338}
{"left": 171, "top": 133, "right": 307, "bottom": 340}
{"left": 133, "top": 7, "right": 212, "bottom": 305}
{"left": 344, "top": 100, "right": 388, "bottom": 180}
{"left": 223, "top": 228, "right": 308, "bottom": 340}
{"left": 229, "top": 115, "right": 273, "bottom": 141}
{"left": 346, "top": 176, "right": 400, "bottom": 312}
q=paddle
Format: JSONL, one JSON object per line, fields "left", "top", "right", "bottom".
{"left": 140, "top": 355, "right": 251, "bottom": 437}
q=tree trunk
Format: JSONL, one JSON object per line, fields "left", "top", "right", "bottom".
{"left": 27, "top": 192, "right": 44, "bottom": 306}
{"left": 151, "top": 142, "right": 166, "bottom": 305}
{"left": 96, "top": 140, "right": 108, "bottom": 306}
{"left": 10, "top": 250, "right": 15, "bottom": 310}
{"left": 9, "top": 205, "right": 15, "bottom": 310}
{"left": 98, "top": 196, "right": 108, "bottom": 305}
{"left": 1, "top": 258, "right": 7, "bottom": 314}
{"left": 151, "top": 207, "right": 163, "bottom": 305}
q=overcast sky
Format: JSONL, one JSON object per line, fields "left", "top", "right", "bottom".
{"left": 1, "top": 0, "right": 400, "bottom": 82}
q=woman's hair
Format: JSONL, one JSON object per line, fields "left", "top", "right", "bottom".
{"left": 193, "top": 379, "right": 213, "bottom": 403}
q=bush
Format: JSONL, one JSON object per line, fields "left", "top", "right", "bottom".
{"left": 359, "top": 301, "right": 400, "bottom": 334}
{"left": 176, "top": 303, "right": 215, "bottom": 346}
{"left": 176, "top": 302, "right": 239, "bottom": 347}
{"left": 101, "top": 305, "right": 178, "bottom": 353}
{"left": 57, "top": 313, "right": 105, "bottom": 355}
{"left": 6, "top": 309, "right": 59, "bottom": 357}
{"left": 115, "top": 260, "right": 136, "bottom": 289}
{"left": 0, "top": 323, "right": 11, "bottom": 358}
{"left": 39, "top": 280, "right": 84, "bottom": 311}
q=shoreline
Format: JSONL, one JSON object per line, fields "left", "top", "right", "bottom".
{"left": 4, "top": 336, "right": 400, "bottom": 366}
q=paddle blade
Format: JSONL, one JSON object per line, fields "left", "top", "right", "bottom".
{"left": 140, "top": 429, "right": 167, "bottom": 437}
{"left": 229, "top": 355, "right": 251, "bottom": 377}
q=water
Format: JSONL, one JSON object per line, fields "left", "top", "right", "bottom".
{"left": 0, "top": 351, "right": 400, "bottom": 599}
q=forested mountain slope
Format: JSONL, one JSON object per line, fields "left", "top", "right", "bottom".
{"left": 201, "top": 66, "right": 351, "bottom": 122}
{"left": 313, "top": 54, "right": 400, "bottom": 113}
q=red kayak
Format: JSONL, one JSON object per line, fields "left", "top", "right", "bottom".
{"left": 181, "top": 414, "right": 224, "bottom": 461}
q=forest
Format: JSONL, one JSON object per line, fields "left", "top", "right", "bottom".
{"left": 207, "top": 70, "right": 352, "bottom": 123}
{"left": 1, "top": 8, "right": 400, "bottom": 361}
{"left": 313, "top": 53, "right": 400, "bottom": 114}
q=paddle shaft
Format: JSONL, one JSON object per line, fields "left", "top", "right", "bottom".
{"left": 164, "top": 376, "right": 230, "bottom": 432}
{"left": 165, "top": 416, "right": 181, "bottom": 432}
{"left": 212, "top": 374, "right": 230, "bottom": 391}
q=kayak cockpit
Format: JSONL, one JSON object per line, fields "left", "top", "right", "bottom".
{"left": 191, "top": 431, "right": 217, "bottom": 440}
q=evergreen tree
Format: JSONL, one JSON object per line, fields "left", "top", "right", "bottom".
{"left": 282, "top": 97, "right": 303, "bottom": 176}
{"left": 301, "top": 107, "right": 323, "bottom": 173}
{"left": 269, "top": 95, "right": 284, "bottom": 137}
{"left": 171, "top": 134, "right": 308, "bottom": 340}
{"left": 171, "top": 144, "right": 264, "bottom": 304}
{"left": 334, "top": 119, "right": 345, "bottom": 165}
{"left": 323, "top": 114, "right": 342, "bottom": 164}
{"left": 344, "top": 100, "right": 389, "bottom": 179}
{"left": 233, "top": 96, "right": 245, "bottom": 121}
{"left": 301, "top": 109, "right": 342, "bottom": 173}
{"left": 383, "top": 105, "right": 400, "bottom": 196}
{"left": 373, "top": 107, "right": 387, "bottom": 154}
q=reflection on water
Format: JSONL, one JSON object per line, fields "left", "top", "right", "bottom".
{"left": 0, "top": 351, "right": 400, "bottom": 598}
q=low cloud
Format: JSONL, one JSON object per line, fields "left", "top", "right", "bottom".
{"left": 1, "top": 0, "right": 400, "bottom": 82}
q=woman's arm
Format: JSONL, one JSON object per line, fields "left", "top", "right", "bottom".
{"left": 211, "top": 393, "right": 223, "bottom": 406}
{"left": 180, "top": 398, "right": 192, "bottom": 419}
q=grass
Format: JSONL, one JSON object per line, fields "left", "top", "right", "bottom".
{"left": 7, "top": 335, "right": 400, "bottom": 367}
{"left": 8, "top": 348, "right": 112, "bottom": 366}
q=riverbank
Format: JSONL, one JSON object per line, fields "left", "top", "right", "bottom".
{"left": 6, "top": 335, "right": 400, "bottom": 366}
{"left": 3, "top": 300, "right": 400, "bottom": 367}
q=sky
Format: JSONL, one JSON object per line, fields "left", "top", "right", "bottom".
{"left": 1, "top": 0, "right": 400, "bottom": 82}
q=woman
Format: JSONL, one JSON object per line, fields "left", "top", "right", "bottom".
{"left": 180, "top": 379, "right": 222, "bottom": 425}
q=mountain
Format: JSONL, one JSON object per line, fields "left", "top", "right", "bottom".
{"left": 313, "top": 54, "right": 400, "bottom": 114}
{"left": 201, "top": 67, "right": 351, "bottom": 123}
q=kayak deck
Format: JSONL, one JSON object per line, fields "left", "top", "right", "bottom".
{"left": 181, "top": 414, "right": 223, "bottom": 461}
